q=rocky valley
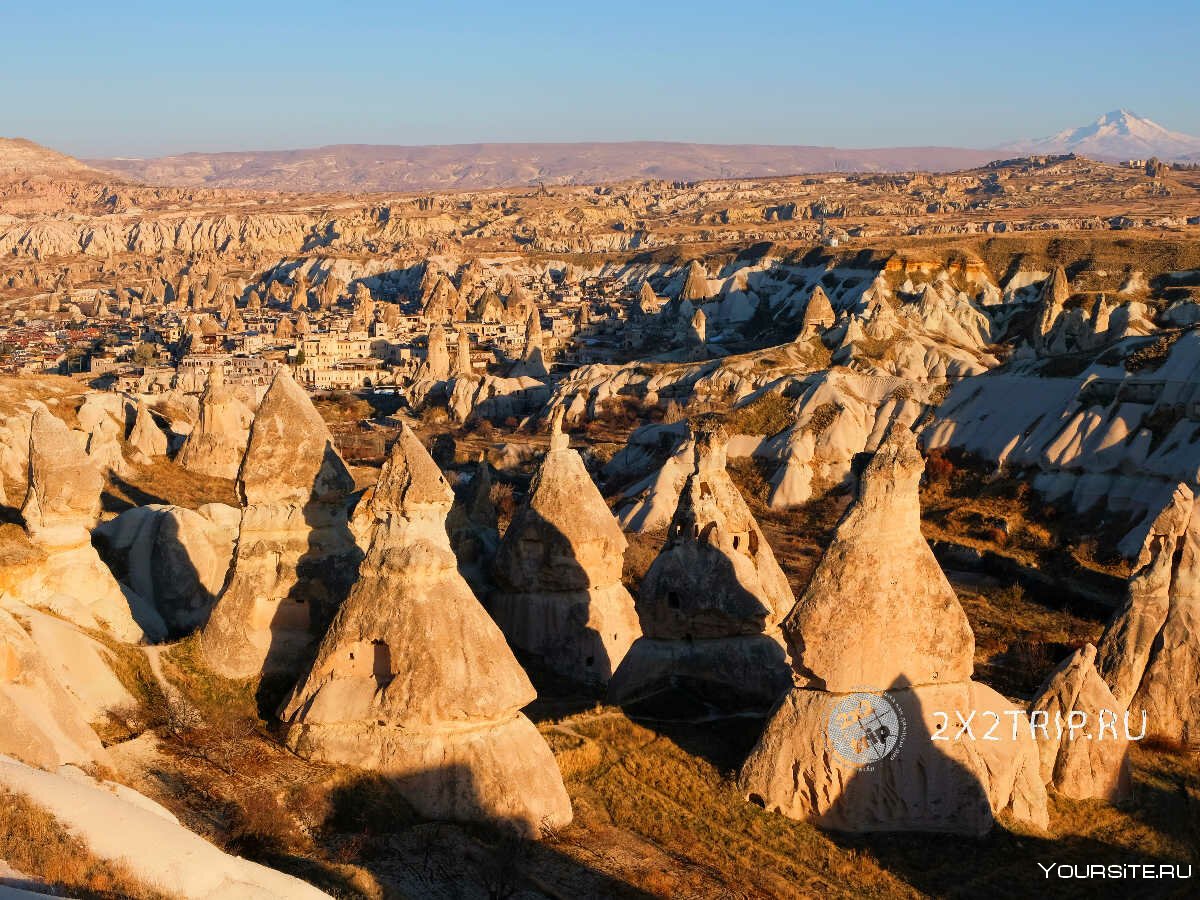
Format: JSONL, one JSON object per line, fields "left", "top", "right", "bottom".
{"left": 0, "top": 127, "right": 1198, "bottom": 899}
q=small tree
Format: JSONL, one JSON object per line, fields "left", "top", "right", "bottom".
{"left": 132, "top": 342, "right": 157, "bottom": 365}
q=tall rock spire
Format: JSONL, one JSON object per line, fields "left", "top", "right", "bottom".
{"left": 176, "top": 364, "right": 253, "bottom": 480}
{"left": 741, "top": 425, "right": 1048, "bottom": 835}
{"left": 423, "top": 324, "right": 449, "bottom": 381}
{"left": 201, "top": 368, "right": 360, "bottom": 678}
{"left": 1095, "top": 484, "right": 1200, "bottom": 745}
{"left": 280, "top": 426, "right": 572, "bottom": 835}
{"left": 20, "top": 409, "right": 153, "bottom": 642}
{"left": 454, "top": 327, "right": 472, "bottom": 377}
{"left": 609, "top": 418, "right": 793, "bottom": 715}
{"left": 489, "top": 409, "right": 640, "bottom": 684}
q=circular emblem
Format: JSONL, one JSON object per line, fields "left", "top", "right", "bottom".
{"left": 825, "top": 691, "right": 905, "bottom": 767}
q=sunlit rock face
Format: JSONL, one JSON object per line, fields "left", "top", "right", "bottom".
{"left": 609, "top": 419, "right": 794, "bottom": 717}
{"left": 741, "top": 425, "right": 1049, "bottom": 836}
{"left": 18, "top": 408, "right": 154, "bottom": 642}
{"left": 1096, "top": 484, "right": 1200, "bottom": 746}
{"left": 489, "top": 410, "right": 640, "bottom": 685}
{"left": 200, "top": 367, "right": 360, "bottom": 679}
{"left": 1029, "top": 643, "right": 1131, "bottom": 801}
{"left": 280, "top": 425, "right": 572, "bottom": 837}
{"left": 176, "top": 366, "right": 253, "bottom": 480}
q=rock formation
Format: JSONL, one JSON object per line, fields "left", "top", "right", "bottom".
{"left": 19, "top": 409, "right": 154, "bottom": 642}
{"left": 0, "top": 607, "right": 108, "bottom": 769}
{"left": 511, "top": 309, "right": 547, "bottom": 378}
{"left": 679, "top": 260, "right": 710, "bottom": 302}
{"left": 200, "top": 368, "right": 360, "bottom": 679}
{"left": 127, "top": 400, "right": 168, "bottom": 462}
{"left": 740, "top": 425, "right": 1048, "bottom": 835}
{"left": 638, "top": 281, "right": 662, "bottom": 315}
{"left": 280, "top": 426, "right": 572, "bottom": 836}
{"left": 446, "top": 459, "right": 500, "bottom": 593}
{"left": 1096, "top": 484, "right": 1200, "bottom": 745}
{"left": 799, "top": 285, "right": 835, "bottom": 336}
{"left": 1029, "top": 644, "right": 1131, "bottom": 800}
{"left": 1033, "top": 265, "right": 1070, "bottom": 349}
{"left": 423, "top": 324, "right": 450, "bottom": 381}
{"left": 96, "top": 502, "right": 239, "bottom": 635}
{"left": 608, "top": 419, "right": 793, "bottom": 715}
{"left": 489, "top": 411, "right": 640, "bottom": 684}
{"left": 176, "top": 366, "right": 253, "bottom": 480}
{"left": 688, "top": 308, "right": 707, "bottom": 346}
{"left": 85, "top": 412, "right": 130, "bottom": 476}
{"left": 454, "top": 327, "right": 472, "bottom": 377}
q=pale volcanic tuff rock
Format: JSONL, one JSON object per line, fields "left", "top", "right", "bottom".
{"left": 445, "top": 459, "right": 500, "bottom": 592}
{"left": 126, "top": 399, "right": 169, "bottom": 461}
{"left": 741, "top": 425, "right": 1049, "bottom": 835}
{"left": 509, "top": 308, "right": 548, "bottom": 378}
{"left": 200, "top": 368, "right": 360, "bottom": 679}
{"left": 281, "top": 426, "right": 572, "bottom": 836}
{"left": 678, "top": 259, "right": 711, "bottom": 302}
{"left": 798, "top": 285, "right": 835, "bottom": 336}
{"left": 176, "top": 366, "right": 253, "bottom": 480}
{"left": 1096, "top": 485, "right": 1200, "bottom": 745}
{"left": 608, "top": 419, "right": 794, "bottom": 715}
{"left": 1029, "top": 644, "right": 1131, "bottom": 801}
{"left": 0, "top": 606, "right": 108, "bottom": 770}
{"left": 454, "top": 327, "right": 472, "bottom": 377}
{"left": 422, "top": 324, "right": 450, "bottom": 382}
{"left": 19, "top": 409, "right": 156, "bottom": 642}
{"left": 783, "top": 425, "right": 974, "bottom": 691}
{"left": 1032, "top": 265, "right": 1070, "bottom": 350}
{"left": 489, "top": 411, "right": 640, "bottom": 684}
{"left": 96, "top": 503, "right": 239, "bottom": 634}
{"left": 0, "top": 756, "right": 333, "bottom": 900}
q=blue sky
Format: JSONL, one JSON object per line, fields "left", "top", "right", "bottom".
{"left": 5, "top": 0, "right": 1198, "bottom": 157}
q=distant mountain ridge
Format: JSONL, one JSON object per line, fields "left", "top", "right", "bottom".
{"left": 85, "top": 142, "right": 997, "bottom": 194}
{"left": 0, "top": 137, "right": 109, "bottom": 179}
{"left": 998, "top": 109, "right": 1200, "bottom": 162}
{"left": 6, "top": 109, "right": 1198, "bottom": 196}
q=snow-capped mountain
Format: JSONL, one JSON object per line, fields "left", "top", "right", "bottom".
{"left": 999, "top": 109, "right": 1200, "bottom": 162}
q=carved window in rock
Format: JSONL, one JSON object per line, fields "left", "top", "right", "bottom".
{"left": 372, "top": 640, "right": 392, "bottom": 688}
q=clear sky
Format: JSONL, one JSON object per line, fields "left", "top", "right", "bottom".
{"left": 5, "top": 0, "right": 1198, "bottom": 157}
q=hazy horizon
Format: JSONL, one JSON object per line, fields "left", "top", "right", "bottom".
{"left": 6, "top": 1, "right": 1199, "bottom": 158}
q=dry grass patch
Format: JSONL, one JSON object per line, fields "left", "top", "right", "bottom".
{"left": 0, "top": 786, "right": 172, "bottom": 900}
{"left": 544, "top": 707, "right": 1200, "bottom": 899}
{"left": 543, "top": 710, "right": 917, "bottom": 899}
{"left": 725, "top": 390, "right": 795, "bottom": 437}
{"left": 105, "top": 458, "right": 238, "bottom": 512}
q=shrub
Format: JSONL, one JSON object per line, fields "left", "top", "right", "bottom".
{"left": 1125, "top": 333, "right": 1181, "bottom": 372}
{"left": 489, "top": 482, "right": 517, "bottom": 532}
{"left": 806, "top": 400, "right": 842, "bottom": 437}
{"left": 726, "top": 391, "right": 794, "bottom": 437}
{"left": 419, "top": 405, "right": 449, "bottom": 426}
{"left": 466, "top": 417, "right": 495, "bottom": 440}
{"left": 226, "top": 787, "right": 305, "bottom": 857}
{"left": 924, "top": 447, "right": 956, "bottom": 483}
